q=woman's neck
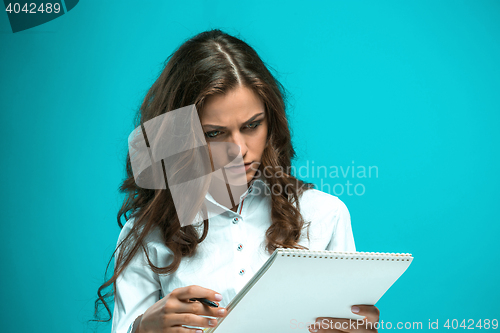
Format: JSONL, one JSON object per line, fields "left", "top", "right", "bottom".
{"left": 208, "top": 177, "right": 255, "bottom": 212}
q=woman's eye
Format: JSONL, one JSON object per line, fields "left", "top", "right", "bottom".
{"left": 205, "top": 130, "right": 221, "bottom": 138}
{"left": 247, "top": 121, "right": 261, "bottom": 129}
{"left": 204, "top": 121, "right": 261, "bottom": 139}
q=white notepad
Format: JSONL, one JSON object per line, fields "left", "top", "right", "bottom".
{"left": 206, "top": 248, "right": 413, "bottom": 333}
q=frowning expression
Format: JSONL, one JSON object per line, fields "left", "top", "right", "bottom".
{"left": 201, "top": 85, "right": 268, "bottom": 184}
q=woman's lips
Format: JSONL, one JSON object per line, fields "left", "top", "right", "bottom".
{"left": 226, "top": 162, "right": 253, "bottom": 174}
{"left": 244, "top": 162, "right": 253, "bottom": 171}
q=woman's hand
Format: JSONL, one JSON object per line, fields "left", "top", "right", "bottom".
{"left": 137, "top": 285, "right": 227, "bottom": 333}
{"left": 308, "top": 305, "right": 380, "bottom": 333}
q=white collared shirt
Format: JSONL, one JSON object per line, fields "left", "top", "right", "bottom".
{"left": 111, "top": 178, "right": 356, "bottom": 333}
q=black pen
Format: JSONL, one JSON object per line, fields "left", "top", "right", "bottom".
{"left": 189, "top": 298, "right": 219, "bottom": 308}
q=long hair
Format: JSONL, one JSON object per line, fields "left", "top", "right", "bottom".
{"left": 93, "top": 29, "right": 315, "bottom": 322}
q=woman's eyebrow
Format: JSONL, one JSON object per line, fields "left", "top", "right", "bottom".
{"left": 202, "top": 112, "right": 265, "bottom": 130}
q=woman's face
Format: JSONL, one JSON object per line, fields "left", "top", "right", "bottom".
{"left": 201, "top": 85, "right": 268, "bottom": 185}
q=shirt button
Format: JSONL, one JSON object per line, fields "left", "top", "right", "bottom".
{"left": 237, "top": 243, "right": 243, "bottom": 251}
{"left": 232, "top": 217, "right": 239, "bottom": 224}
{"left": 239, "top": 269, "right": 245, "bottom": 276}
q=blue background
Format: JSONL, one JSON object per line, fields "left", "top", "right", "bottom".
{"left": 1, "top": 1, "right": 499, "bottom": 332}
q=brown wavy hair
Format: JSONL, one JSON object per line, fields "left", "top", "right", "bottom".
{"left": 92, "top": 29, "right": 315, "bottom": 323}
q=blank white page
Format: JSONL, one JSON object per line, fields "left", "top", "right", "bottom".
{"left": 207, "top": 249, "right": 413, "bottom": 333}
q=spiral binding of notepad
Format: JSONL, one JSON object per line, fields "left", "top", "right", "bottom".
{"left": 276, "top": 248, "right": 413, "bottom": 261}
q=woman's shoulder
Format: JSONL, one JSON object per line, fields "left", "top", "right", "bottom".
{"left": 116, "top": 216, "right": 170, "bottom": 254}
{"left": 297, "top": 188, "right": 354, "bottom": 251}
{"left": 117, "top": 217, "right": 140, "bottom": 243}
{"left": 299, "top": 187, "right": 347, "bottom": 208}
{"left": 298, "top": 187, "right": 349, "bottom": 218}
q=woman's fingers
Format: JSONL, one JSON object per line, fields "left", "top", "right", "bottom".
{"left": 168, "top": 285, "right": 227, "bottom": 319}
{"left": 351, "top": 305, "right": 380, "bottom": 324}
{"left": 310, "top": 318, "right": 362, "bottom": 332}
{"left": 310, "top": 305, "right": 380, "bottom": 332}
{"left": 172, "top": 285, "right": 223, "bottom": 303}
{"left": 171, "top": 297, "right": 226, "bottom": 318}
{"left": 166, "top": 312, "right": 219, "bottom": 329}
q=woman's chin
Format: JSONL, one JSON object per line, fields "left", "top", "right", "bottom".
{"left": 210, "top": 171, "right": 248, "bottom": 187}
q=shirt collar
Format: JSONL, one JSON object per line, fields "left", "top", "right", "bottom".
{"left": 204, "top": 176, "right": 270, "bottom": 212}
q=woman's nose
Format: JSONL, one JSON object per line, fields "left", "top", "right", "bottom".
{"left": 227, "top": 133, "right": 247, "bottom": 159}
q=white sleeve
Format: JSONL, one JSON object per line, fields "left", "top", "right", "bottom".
{"left": 111, "top": 221, "right": 162, "bottom": 333}
{"left": 325, "top": 198, "right": 356, "bottom": 252}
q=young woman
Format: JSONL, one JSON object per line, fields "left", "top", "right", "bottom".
{"left": 95, "top": 29, "right": 380, "bottom": 333}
